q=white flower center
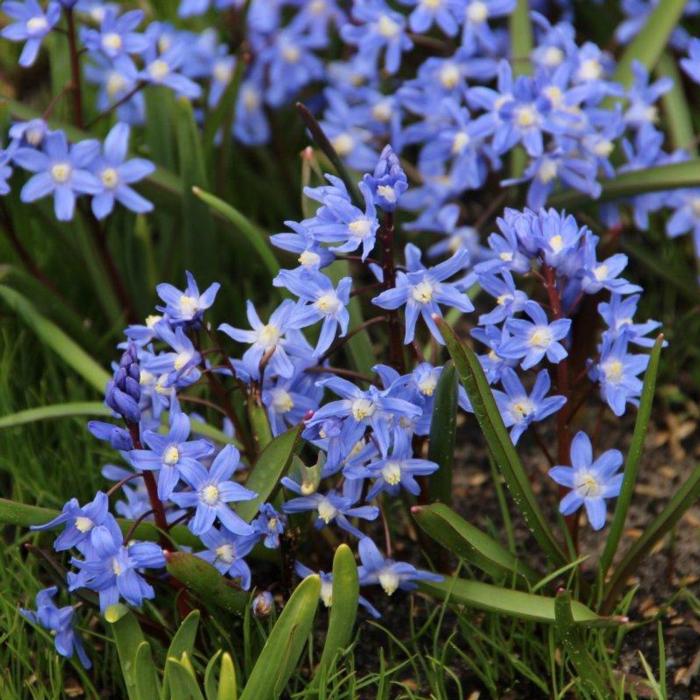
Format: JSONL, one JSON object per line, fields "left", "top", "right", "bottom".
{"left": 467, "top": 1, "right": 488, "bottom": 23}
{"left": 538, "top": 159, "right": 558, "bottom": 184}
{"left": 102, "top": 32, "right": 123, "bottom": 52}
{"left": 317, "top": 498, "right": 337, "bottom": 524}
{"left": 106, "top": 72, "right": 127, "bottom": 97}
{"left": 215, "top": 543, "right": 235, "bottom": 564}
{"left": 372, "top": 100, "right": 392, "bottom": 122}
{"left": 516, "top": 105, "right": 538, "bottom": 128}
{"left": 315, "top": 292, "right": 341, "bottom": 315}
{"left": 593, "top": 264, "right": 608, "bottom": 281}
{"left": 549, "top": 234, "right": 564, "bottom": 252}
{"left": 578, "top": 58, "right": 602, "bottom": 82}
{"left": 509, "top": 398, "right": 534, "bottom": 421}
{"left": 382, "top": 461, "right": 402, "bottom": 485}
{"left": 271, "top": 389, "right": 294, "bottom": 414}
{"left": 377, "top": 15, "right": 400, "bottom": 38}
{"left": 281, "top": 44, "right": 300, "bottom": 63}
{"left": 377, "top": 184, "right": 397, "bottom": 202}
{"left": 140, "top": 369, "right": 155, "bottom": 386}
{"left": 348, "top": 218, "right": 372, "bottom": 239}
{"left": 213, "top": 60, "right": 232, "bottom": 84}
{"left": 50, "top": 163, "right": 72, "bottom": 184}
{"left": 543, "top": 46, "right": 564, "bottom": 66}
{"left": 112, "top": 558, "right": 123, "bottom": 576}
{"left": 299, "top": 250, "right": 320, "bottom": 268}
{"left": 593, "top": 139, "right": 613, "bottom": 157}
{"left": 690, "top": 197, "right": 700, "bottom": 217}
{"left": 351, "top": 398, "right": 375, "bottom": 421}
{"left": 101, "top": 167, "right": 119, "bottom": 188}
{"left": 310, "top": 0, "right": 326, "bottom": 13}
{"left": 331, "top": 133, "right": 354, "bottom": 156}
{"left": 499, "top": 251, "right": 513, "bottom": 262}
{"left": 379, "top": 569, "right": 400, "bottom": 595}
{"left": 496, "top": 293, "right": 513, "bottom": 306}
{"left": 452, "top": 131, "right": 470, "bottom": 154}
{"left": 27, "top": 16, "right": 48, "bottom": 34}
{"left": 603, "top": 359, "right": 624, "bottom": 384}
{"left": 179, "top": 294, "right": 199, "bottom": 317}
{"left": 173, "top": 351, "right": 191, "bottom": 371}
{"left": 163, "top": 445, "right": 180, "bottom": 465}
{"left": 418, "top": 376, "right": 438, "bottom": 396}
{"left": 320, "top": 580, "right": 333, "bottom": 607}
{"left": 412, "top": 280, "right": 434, "bottom": 304}
{"left": 258, "top": 324, "right": 281, "bottom": 348}
{"left": 200, "top": 484, "right": 220, "bottom": 506}
{"left": 26, "top": 127, "right": 44, "bottom": 146}
{"left": 574, "top": 470, "right": 601, "bottom": 498}
{"left": 528, "top": 326, "right": 553, "bottom": 349}
{"left": 544, "top": 85, "right": 563, "bottom": 107}
{"left": 148, "top": 59, "right": 170, "bottom": 81}
{"left": 422, "top": 0, "right": 442, "bottom": 8}
{"left": 242, "top": 87, "right": 260, "bottom": 111}
{"left": 145, "top": 314, "right": 162, "bottom": 328}
{"left": 75, "top": 516, "right": 94, "bottom": 533}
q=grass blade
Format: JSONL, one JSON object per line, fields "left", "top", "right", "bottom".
{"left": 0, "top": 285, "right": 110, "bottom": 392}
{"left": 412, "top": 503, "right": 538, "bottom": 584}
{"left": 420, "top": 578, "right": 614, "bottom": 626}
{"left": 602, "top": 462, "right": 700, "bottom": 614}
{"left": 599, "top": 335, "right": 664, "bottom": 578}
{"left": 235, "top": 424, "right": 302, "bottom": 523}
{"left": 656, "top": 53, "right": 697, "bottom": 154}
{"left": 134, "top": 641, "right": 161, "bottom": 700}
{"left": 162, "top": 611, "right": 201, "bottom": 700}
{"left": 239, "top": 575, "right": 321, "bottom": 700}
{"left": 104, "top": 605, "right": 147, "bottom": 700}
{"left": 427, "top": 361, "right": 458, "bottom": 506}
{"left": 436, "top": 317, "right": 567, "bottom": 568}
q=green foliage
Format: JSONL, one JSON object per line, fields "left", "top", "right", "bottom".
{"left": 427, "top": 362, "right": 458, "bottom": 506}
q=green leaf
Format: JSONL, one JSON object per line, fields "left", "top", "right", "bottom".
{"left": 216, "top": 652, "right": 237, "bottom": 700}
{"left": 0, "top": 402, "right": 110, "bottom": 429}
{"left": 427, "top": 361, "right": 458, "bottom": 506}
{"left": 134, "top": 642, "right": 161, "bottom": 700}
{"left": 105, "top": 605, "right": 147, "bottom": 700}
{"left": 313, "top": 544, "right": 359, "bottom": 688}
{"left": 412, "top": 503, "right": 538, "bottom": 584}
{"left": 192, "top": 187, "right": 279, "bottom": 279}
{"left": 555, "top": 591, "right": 610, "bottom": 697}
{"left": 165, "top": 655, "right": 205, "bottom": 700}
{"left": 203, "top": 650, "right": 222, "bottom": 700}
{"left": 602, "top": 462, "right": 700, "bottom": 614}
{"left": 239, "top": 575, "right": 321, "bottom": 700}
{"left": 549, "top": 160, "right": 700, "bottom": 209}
{"left": 162, "top": 611, "right": 201, "bottom": 700}
{"left": 420, "top": 578, "right": 612, "bottom": 626}
{"left": 235, "top": 425, "right": 302, "bottom": 523}
{"left": 246, "top": 394, "right": 273, "bottom": 452}
{"left": 437, "top": 318, "right": 567, "bottom": 568}
{"left": 599, "top": 336, "right": 664, "bottom": 577}
{"left": 611, "top": 0, "right": 688, "bottom": 89}
{"left": 166, "top": 552, "right": 249, "bottom": 615}
{"left": 0, "top": 285, "right": 110, "bottom": 392}
{"left": 656, "top": 53, "right": 697, "bottom": 154}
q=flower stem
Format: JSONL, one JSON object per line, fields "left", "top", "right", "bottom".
{"left": 378, "top": 211, "right": 405, "bottom": 372}
{"left": 65, "top": 8, "right": 84, "bottom": 129}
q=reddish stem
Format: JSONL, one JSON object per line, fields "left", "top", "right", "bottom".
{"left": 378, "top": 211, "right": 405, "bottom": 372}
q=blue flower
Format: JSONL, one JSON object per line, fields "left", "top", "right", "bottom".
{"left": 588, "top": 335, "right": 649, "bottom": 416}
{"left": 282, "top": 478, "right": 378, "bottom": 539}
{"left": 270, "top": 220, "right": 335, "bottom": 273}
{"left": 195, "top": 526, "right": 256, "bottom": 588}
{"left": 262, "top": 377, "right": 319, "bottom": 437}
{"left": 21, "top": 587, "right": 91, "bottom": 668}
{"left": 139, "top": 31, "right": 202, "bottom": 99}
{"left": 457, "top": 0, "right": 515, "bottom": 51}
{"left": 87, "top": 420, "right": 133, "bottom": 450}
{"left": 219, "top": 300, "right": 306, "bottom": 381}
{"left": 171, "top": 444, "right": 256, "bottom": 536}
{"left": 398, "top": 0, "right": 459, "bottom": 35}
{"left": 492, "top": 368, "right": 566, "bottom": 444}
{"left": 90, "top": 123, "right": 154, "bottom": 219}
{"left": 681, "top": 37, "right": 700, "bottom": 84}
{"left": 178, "top": 0, "right": 236, "bottom": 18}
{"left": 252, "top": 590, "right": 274, "bottom": 617}
{"left": 144, "top": 325, "right": 202, "bottom": 389}
{"left": 1, "top": 0, "right": 60, "bottom": 67}
{"left": 598, "top": 294, "right": 661, "bottom": 348}
{"left": 477, "top": 270, "right": 528, "bottom": 325}
{"left": 548, "top": 431, "right": 623, "bottom": 530}
{"left": 362, "top": 145, "right": 408, "bottom": 212}
{"left": 85, "top": 55, "right": 144, "bottom": 124}
{"left": 31, "top": 492, "right": 121, "bottom": 556}
{"left": 357, "top": 537, "right": 441, "bottom": 595}
{"left": 373, "top": 245, "right": 474, "bottom": 344}
{"left": 81, "top": 7, "right": 149, "bottom": 61}
{"left": 129, "top": 403, "right": 214, "bottom": 500}
{"left": 341, "top": 0, "right": 413, "bottom": 76}
{"left": 274, "top": 271, "right": 351, "bottom": 356}
{"left": 499, "top": 301, "right": 571, "bottom": 370}
{"left": 13, "top": 131, "right": 101, "bottom": 221}
{"left": 156, "top": 270, "right": 220, "bottom": 327}
{"left": 68, "top": 526, "right": 165, "bottom": 611}
{"left": 252, "top": 503, "right": 286, "bottom": 549}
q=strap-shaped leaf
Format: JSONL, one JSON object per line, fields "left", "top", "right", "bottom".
{"left": 436, "top": 318, "right": 567, "bottom": 568}
{"left": 216, "top": 652, "right": 237, "bottom": 700}
{"left": 162, "top": 611, "right": 201, "bottom": 700}
{"left": 134, "top": 642, "right": 161, "bottom": 700}
{"left": 0, "top": 285, "right": 110, "bottom": 392}
{"left": 599, "top": 336, "right": 663, "bottom": 577}
{"left": 313, "top": 544, "right": 359, "bottom": 687}
{"left": 235, "top": 424, "right": 302, "bottom": 523}
{"left": 420, "top": 578, "right": 613, "bottom": 626}
{"left": 165, "top": 654, "right": 205, "bottom": 700}
{"left": 555, "top": 591, "right": 610, "bottom": 696}
{"left": 0, "top": 402, "right": 110, "bottom": 429}
{"left": 427, "top": 361, "right": 458, "bottom": 506}
{"left": 657, "top": 53, "right": 697, "bottom": 154}
{"left": 166, "top": 552, "right": 249, "bottom": 615}
{"left": 192, "top": 186, "right": 279, "bottom": 279}
{"left": 105, "top": 605, "right": 147, "bottom": 700}
{"left": 239, "top": 575, "right": 321, "bottom": 700}
{"left": 412, "top": 503, "right": 538, "bottom": 585}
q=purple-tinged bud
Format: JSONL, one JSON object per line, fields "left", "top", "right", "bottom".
{"left": 87, "top": 421, "right": 133, "bottom": 451}
{"left": 252, "top": 591, "right": 274, "bottom": 617}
